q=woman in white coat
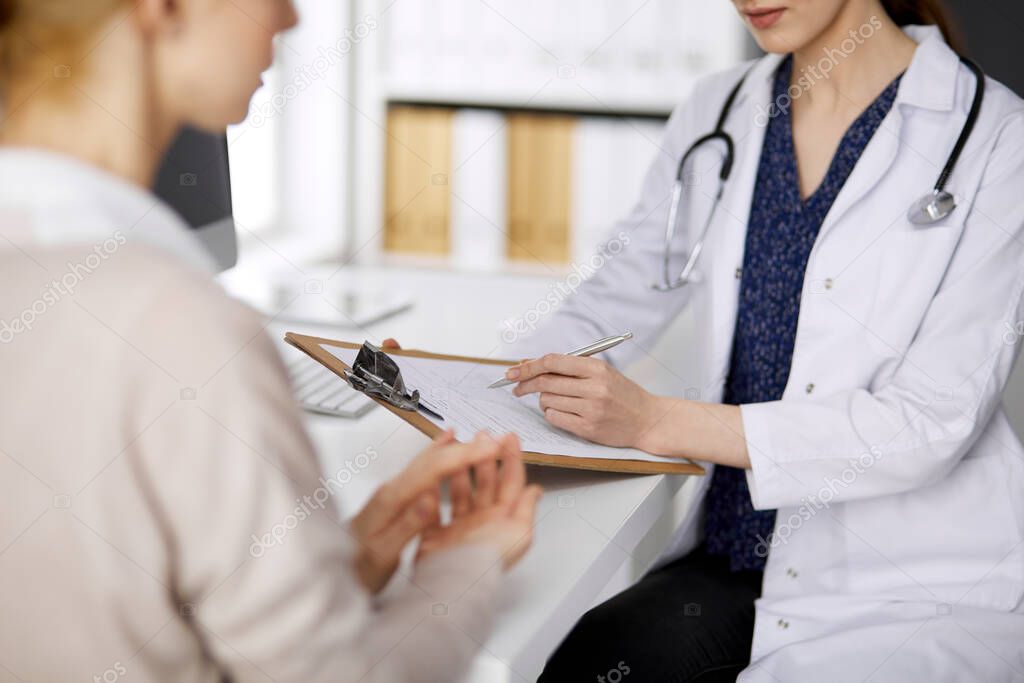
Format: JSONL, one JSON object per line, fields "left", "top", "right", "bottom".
{"left": 500, "top": 0, "right": 1024, "bottom": 680}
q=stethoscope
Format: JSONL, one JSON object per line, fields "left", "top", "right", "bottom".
{"left": 654, "top": 56, "right": 986, "bottom": 292}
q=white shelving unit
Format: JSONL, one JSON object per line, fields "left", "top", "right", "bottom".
{"left": 350, "top": 0, "right": 745, "bottom": 272}
{"left": 345, "top": 0, "right": 747, "bottom": 270}
{"left": 227, "top": 1, "right": 747, "bottom": 272}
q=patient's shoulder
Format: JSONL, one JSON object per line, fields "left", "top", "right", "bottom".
{"left": 71, "top": 243, "right": 281, "bottom": 386}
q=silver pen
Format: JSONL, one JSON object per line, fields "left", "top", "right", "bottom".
{"left": 488, "top": 332, "right": 634, "bottom": 389}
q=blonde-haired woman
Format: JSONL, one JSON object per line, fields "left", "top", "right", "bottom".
{"left": 0, "top": 2, "right": 540, "bottom": 681}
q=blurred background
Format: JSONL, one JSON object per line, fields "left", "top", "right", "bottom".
{"left": 225, "top": 0, "right": 1022, "bottom": 279}
{"left": 226, "top": 0, "right": 747, "bottom": 275}
{"left": 944, "top": 0, "right": 1024, "bottom": 95}
{"left": 220, "top": 0, "right": 1024, "bottom": 427}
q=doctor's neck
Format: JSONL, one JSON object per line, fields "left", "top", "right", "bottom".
{"left": 790, "top": 0, "right": 917, "bottom": 112}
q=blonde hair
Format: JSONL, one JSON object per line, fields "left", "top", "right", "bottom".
{"left": 0, "top": 0, "right": 124, "bottom": 86}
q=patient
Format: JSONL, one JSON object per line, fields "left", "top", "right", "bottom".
{"left": 0, "top": 1, "right": 540, "bottom": 681}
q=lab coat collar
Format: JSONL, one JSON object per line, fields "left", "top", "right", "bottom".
{"left": 896, "top": 24, "right": 962, "bottom": 113}
{"left": 731, "top": 52, "right": 787, "bottom": 114}
{"left": 0, "top": 147, "right": 217, "bottom": 273}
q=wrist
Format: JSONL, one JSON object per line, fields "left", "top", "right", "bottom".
{"left": 414, "top": 542, "right": 504, "bottom": 603}
{"left": 636, "top": 395, "right": 690, "bottom": 456}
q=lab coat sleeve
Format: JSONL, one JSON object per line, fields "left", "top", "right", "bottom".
{"left": 742, "top": 113, "right": 1024, "bottom": 510}
{"left": 125, "top": 268, "right": 502, "bottom": 683}
{"left": 502, "top": 78, "right": 716, "bottom": 369}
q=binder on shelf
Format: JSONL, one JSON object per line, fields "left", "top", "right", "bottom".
{"left": 506, "top": 113, "right": 575, "bottom": 264}
{"left": 571, "top": 117, "right": 617, "bottom": 264}
{"left": 571, "top": 117, "right": 664, "bottom": 263}
{"left": 383, "top": 106, "right": 454, "bottom": 255}
{"left": 450, "top": 109, "right": 507, "bottom": 271}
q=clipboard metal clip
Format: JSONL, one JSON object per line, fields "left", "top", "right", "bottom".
{"left": 343, "top": 342, "right": 443, "bottom": 420}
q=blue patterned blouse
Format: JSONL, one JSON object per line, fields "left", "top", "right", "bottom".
{"left": 703, "top": 56, "right": 903, "bottom": 572}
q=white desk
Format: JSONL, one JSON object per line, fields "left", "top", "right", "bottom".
{"left": 221, "top": 262, "right": 704, "bottom": 682}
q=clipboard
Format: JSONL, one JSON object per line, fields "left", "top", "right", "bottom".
{"left": 285, "top": 332, "right": 705, "bottom": 476}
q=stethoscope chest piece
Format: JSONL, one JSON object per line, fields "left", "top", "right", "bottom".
{"left": 907, "top": 189, "right": 956, "bottom": 225}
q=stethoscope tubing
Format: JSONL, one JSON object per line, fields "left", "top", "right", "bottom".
{"left": 654, "top": 55, "right": 985, "bottom": 292}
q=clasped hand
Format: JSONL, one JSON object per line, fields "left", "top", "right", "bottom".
{"left": 350, "top": 429, "right": 542, "bottom": 594}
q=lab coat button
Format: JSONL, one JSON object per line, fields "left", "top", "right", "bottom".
{"left": 824, "top": 278, "right": 834, "bottom": 290}
{"left": 786, "top": 567, "right": 798, "bottom": 578}
{"left": 805, "top": 383, "right": 815, "bottom": 394}
{"left": 735, "top": 267, "right": 742, "bottom": 279}
{"left": 777, "top": 618, "right": 790, "bottom": 629}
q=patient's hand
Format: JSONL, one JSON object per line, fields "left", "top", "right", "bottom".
{"left": 351, "top": 430, "right": 521, "bottom": 593}
{"left": 417, "top": 432, "right": 542, "bottom": 570}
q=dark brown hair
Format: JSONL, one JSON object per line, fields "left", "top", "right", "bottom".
{"left": 0, "top": 0, "right": 14, "bottom": 31}
{"left": 880, "top": 0, "right": 963, "bottom": 53}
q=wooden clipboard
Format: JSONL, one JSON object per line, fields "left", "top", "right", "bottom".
{"left": 285, "top": 332, "right": 704, "bottom": 476}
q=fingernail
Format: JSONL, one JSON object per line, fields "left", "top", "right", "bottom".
{"left": 506, "top": 367, "right": 520, "bottom": 380}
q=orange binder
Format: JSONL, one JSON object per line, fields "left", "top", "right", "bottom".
{"left": 383, "top": 106, "right": 454, "bottom": 255}
{"left": 507, "top": 113, "right": 574, "bottom": 264}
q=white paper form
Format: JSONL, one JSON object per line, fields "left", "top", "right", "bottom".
{"left": 325, "top": 345, "right": 685, "bottom": 465}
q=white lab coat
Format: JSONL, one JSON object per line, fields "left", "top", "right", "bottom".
{"left": 511, "top": 26, "right": 1024, "bottom": 681}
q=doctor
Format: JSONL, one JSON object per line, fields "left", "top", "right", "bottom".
{"left": 501, "top": 0, "right": 1024, "bottom": 680}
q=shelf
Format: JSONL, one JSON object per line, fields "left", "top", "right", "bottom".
{"left": 383, "top": 82, "right": 690, "bottom": 120}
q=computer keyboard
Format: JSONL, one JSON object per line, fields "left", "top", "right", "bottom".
{"left": 287, "top": 353, "right": 376, "bottom": 419}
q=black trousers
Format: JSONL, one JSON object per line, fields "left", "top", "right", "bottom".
{"left": 538, "top": 548, "right": 762, "bottom": 683}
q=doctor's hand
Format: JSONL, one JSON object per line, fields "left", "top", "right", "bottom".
{"left": 508, "top": 354, "right": 663, "bottom": 449}
{"left": 350, "top": 430, "right": 517, "bottom": 594}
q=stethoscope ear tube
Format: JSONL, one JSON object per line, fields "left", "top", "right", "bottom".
{"left": 934, "top": 57, "right": 985, "bottom": 194}
{"left": 657, "top": 56, "right": 986, "bottom": 289}
{"left": 674, "top": 131, "right": 736, "bottom": 183}
{"left": 656, "top": 70, "right": 749, "bottom": 291}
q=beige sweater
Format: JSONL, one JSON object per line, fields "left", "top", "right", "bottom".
{"left": 0, "top": 150, "right": 501, "bottom": 682}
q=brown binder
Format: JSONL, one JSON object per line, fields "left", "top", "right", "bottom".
{"left": 506, "top": 113, "right": 574, "bottom": 264}
{"left": 285, "top": 332, "right": 704, "bottom": 476}
{"left": 383, "top": 106, "right": 454, "bottom": 255}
